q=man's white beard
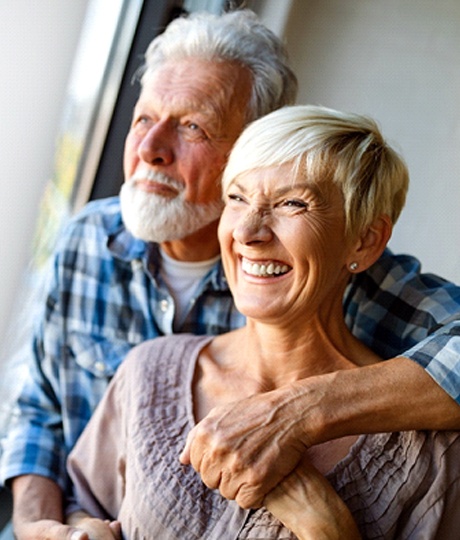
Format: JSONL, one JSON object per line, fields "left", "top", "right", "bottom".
{"left": 120, "top": 173, "right": 223, "bottom": 243}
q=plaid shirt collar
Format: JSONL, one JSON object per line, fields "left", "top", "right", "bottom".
{"left": 105, "top": 213, "right": 229, "bottom": 293}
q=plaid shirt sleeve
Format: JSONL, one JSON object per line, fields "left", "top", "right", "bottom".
{"left": 344, "top": 249, "right": 460, "bottom": 403}
{"left": 404, "top": 319, "right": 460, "bottom": 402}
{"left": 0, "top": 200, "right": 145, "bottom": 492}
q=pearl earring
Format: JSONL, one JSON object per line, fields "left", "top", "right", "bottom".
{"left": 349, "top": 262, "right": 359, "bottom": 271}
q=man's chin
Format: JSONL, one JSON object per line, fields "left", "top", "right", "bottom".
{"left": 120, "top": 187, "right": 223, "bottom": 243}
{"left": 128, "top": 220, "right": 218, "bottom": 244}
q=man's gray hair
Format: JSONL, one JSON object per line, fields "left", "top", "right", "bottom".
{"left": 139, "top": 9, "right": 298, "bottom": 123}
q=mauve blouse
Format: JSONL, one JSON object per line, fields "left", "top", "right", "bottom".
{"left": 68, "top": 334, "right": 460, "bottom": 539}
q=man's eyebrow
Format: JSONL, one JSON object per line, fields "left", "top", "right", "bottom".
{"left": 134, "top": 93, "right": 220, "bottom": 120}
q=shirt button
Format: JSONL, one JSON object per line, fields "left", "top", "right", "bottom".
{"left": 94, "top": 361, "right": 106, "bottom": 373}
{"left": 160, "top": 299, "right": 169, "bottom": 312}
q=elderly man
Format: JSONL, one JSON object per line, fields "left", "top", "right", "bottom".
{"left": 1, "top": 9, "right": 459, "bottom": 540}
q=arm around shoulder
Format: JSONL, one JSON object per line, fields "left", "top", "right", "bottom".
{"left": 307, "top": 355, "right": 460, "bottom": 444}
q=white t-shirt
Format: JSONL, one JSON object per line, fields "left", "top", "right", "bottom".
{"left": 159, "top": 248, "right": 221, "bottom": 330}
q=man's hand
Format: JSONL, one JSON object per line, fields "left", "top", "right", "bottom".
{"left": 10, "top": 474, "right": 121, "bottom": 540}
{"left": 180, "top": 383, "right": 312, "bottom": 508}
{"left": 13, "top": 518, "right": 120, "bottom": 540}
{"left": 180, "top": 357, "right": 460, "bottom": 509}
{"left": 67, "top": 512, "right": 122, "bottom": 540}
{"left": 14, "top": 519, "right": 84, "bottom": 540}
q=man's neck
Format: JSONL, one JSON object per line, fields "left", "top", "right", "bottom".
{"left": 160, "top": 220, "right": 220, "bottom": 262}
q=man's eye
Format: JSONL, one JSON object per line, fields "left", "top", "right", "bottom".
{"left": 185, "top": 121, "right": 203, "bottom": 133}
{"left": 136, "top": 115, "right": 150, "bottom": 124}
{"left": 182, "top": 121, "right": 207, "bottom": 140}
{"left": 133, "top": 116, "right": 150, "bottom": 129}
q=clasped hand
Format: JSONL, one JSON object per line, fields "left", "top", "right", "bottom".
{"left": 179, "top": 385, "right": 310, "bottom": 508}
{"left": 179, "top": 386, "right": 360, "bottom": 538}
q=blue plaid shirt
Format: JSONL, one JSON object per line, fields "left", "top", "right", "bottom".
{"left": 1, "top": 197, "right": 460, "bottom": 492}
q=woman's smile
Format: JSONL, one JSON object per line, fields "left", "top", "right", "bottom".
{"left": 241, "top": 256, "right": 291, "bottom": 278}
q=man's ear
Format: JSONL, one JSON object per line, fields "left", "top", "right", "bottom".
{"left": 348, "top": 215, "right": 393, "bottom": 272}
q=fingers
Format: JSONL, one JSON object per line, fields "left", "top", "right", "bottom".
{"left": 14, "top": 520, "right": 90, "bottom": 540}
{"left": 179, "top": 390, "right": 309, "bottom": 508}
{"left": 69, "top": 530, "right": 89, "bottom": 540}
{"left": 108, "top": 520, "right": 122, "bottom": 540}
{"left": 179, "top": 425, "right": 196, "bottom": 465}
{"left": 181, "top": 420, "right": 286, "bottom": 507}
{"left": 181, "top": 422, "right": 268, "bottom": 508}
{"left": 67, "top": 517, "right": 119, "bottom": 540}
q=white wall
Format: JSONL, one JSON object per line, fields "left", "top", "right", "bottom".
{"left": 283, "top": 0, "right": 460, "bottom": 282}
{"left": 0, "top": 1, "right": 89, "bottom": 345}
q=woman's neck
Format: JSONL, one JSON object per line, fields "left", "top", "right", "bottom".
{"left": 203, "top": 312, "right": 379, "bottom": 402}
{"left": 193, "top": 288, "right": 382, "bottom": 425}
{"left": 193, "top": 306, "right": 382, "bottom": 472}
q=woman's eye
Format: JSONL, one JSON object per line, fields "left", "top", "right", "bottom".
{"left": 283, "top": 199, "right": 308, "bottom": 209}
{"left": 227, "top": 193, "right": 245, "bottom": 203}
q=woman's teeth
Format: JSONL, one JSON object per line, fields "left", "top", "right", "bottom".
{"left": 242, "top": 258, "right": 290, "bottom": 277}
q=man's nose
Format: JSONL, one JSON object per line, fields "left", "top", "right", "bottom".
{"left": 233, "top": 209, "right": 273, "bottom": 246}
{"left": 138, "top": 120, "right": 174, "bottom": 166}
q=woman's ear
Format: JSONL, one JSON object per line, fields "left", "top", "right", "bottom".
{"left": 348, "top": 215, "right": 393, "bottom": 273}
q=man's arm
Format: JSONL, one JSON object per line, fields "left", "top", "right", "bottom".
{"left": 11, "top": 475, "right": 121, "bottom": 540}
{"left": 180, "top": 356, "right": 460, "bottom": 509}
{"left": 11, "top": 475, "right": 83, "bottom": 540}
{"left": 2, "top": 204, "right": 134, "bottom": 538}
{"left": 313, "top": 356, "right": 460, "bottom": 437}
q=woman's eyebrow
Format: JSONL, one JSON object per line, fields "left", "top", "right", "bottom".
{"left": 230, "top": 180, "right": 318, "bottom": 193}
{"left": 274, "top": 182, "right": 321, "bottom": 196}
{"left": 233, "top": 181, "right": 324, "bottom": 199}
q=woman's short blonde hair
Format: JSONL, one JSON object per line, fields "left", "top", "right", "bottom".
{"left": 222, "top": 105, "right": 409, "bottom": 238}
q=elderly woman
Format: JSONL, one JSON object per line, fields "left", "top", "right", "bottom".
{"left": 67, "top": 105, "right": 460, "bottom": 539}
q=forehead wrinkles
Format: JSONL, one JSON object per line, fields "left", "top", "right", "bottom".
{"left": 142, "top": 60, "right": 246, "bottom": 133}
{"left": 138, "top": 82, "right": 222, "bottom": 131}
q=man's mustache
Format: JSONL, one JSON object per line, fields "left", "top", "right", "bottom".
{"left": 128, "top": 170, "right": 184, "bottom": 193}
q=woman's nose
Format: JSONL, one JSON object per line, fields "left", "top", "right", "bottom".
{"left": 233, "top": 209, "right": 273, "bottom": 245}
{"left": 138, "top": 121, "right": 174, "bottom": 166}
